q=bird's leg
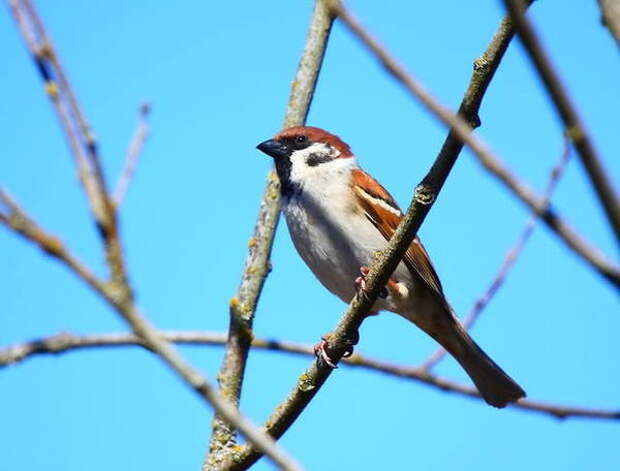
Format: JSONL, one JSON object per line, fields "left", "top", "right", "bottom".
{"left": 354, "top": 266, "right": 389, "bottom": 301}
{"left": 318, "top": 266, "right": 396, "bottom": 368}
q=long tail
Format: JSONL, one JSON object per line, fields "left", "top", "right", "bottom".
{"left": 421, "top": 315, "right": 526, "bottom": 408}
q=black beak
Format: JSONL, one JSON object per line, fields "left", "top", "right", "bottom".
{"left": 256, "top": 139, "right": 290, "bottom": 159}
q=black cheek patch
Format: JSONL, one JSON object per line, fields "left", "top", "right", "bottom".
{"left": 306, "top": 152, "right": 335, "bottom": 167}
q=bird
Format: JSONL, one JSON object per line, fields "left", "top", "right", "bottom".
{"left": 256, "top": 125, "right": 525, "bottom": 408}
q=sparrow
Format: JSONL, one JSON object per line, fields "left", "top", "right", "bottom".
{"left": 257, "top": 125, "right": 525, "bottom": 408}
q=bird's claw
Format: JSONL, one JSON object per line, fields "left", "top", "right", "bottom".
{"left": 314, "top": 335, "right": 338, "bottom": 368}
{"left": 354, "top": 266, "right": 388, "bottom": 299}
{"left": 313, "top": 334, "right": 356, "bottom": 368}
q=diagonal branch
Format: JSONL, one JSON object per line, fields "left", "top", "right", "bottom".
{"left": 334, "top": 0, "right": 620, "bottom": 290}
{"left": 598, "top": 0, "right": 620, "bottom": 46}
{"left": 0, "top": 189, "right": 104, "bottom": 293}
{"left": 0, "top": 190, "right": 302, "bottom": 471}
{"left": 503, "top": 0, "right": 620, "bottom": 247}
{"left": 421, "top": 136, "right": 572, "bottom": 371}
{"left": 206, "top": 2, "right": 335, "bottom": 468}
{"left": 472, "top": 137, "right": 620, "bottom": 288}
{"left": 8, "top": 0, "right": 104, "bottom": 224}
{"left": 2, "top": 330, "right": 618, "bottom": 421}
{"left": 114, "top": 103, "right": 151, "bottom": 206}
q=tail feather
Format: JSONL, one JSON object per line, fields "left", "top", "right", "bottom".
{"left": 425, "top": 318, "right": 525, "bottom": 408}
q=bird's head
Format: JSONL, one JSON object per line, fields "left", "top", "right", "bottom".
{"left": 256, "top": 126, "right": 354, "bottom": 195}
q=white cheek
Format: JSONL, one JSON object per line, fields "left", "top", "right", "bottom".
{"left": 289, "top": 142, "right": 340, "bottom": 184}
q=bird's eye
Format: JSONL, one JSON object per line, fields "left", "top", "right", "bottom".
{"left": 295, "top": 135, "right": 307, "bottom": 145}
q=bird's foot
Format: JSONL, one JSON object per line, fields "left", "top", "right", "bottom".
{"left": 313, "top": 333, "right": 354, "bottom": 368}
{"left": 354, "top": 266, "right": 388, "bottom": 299}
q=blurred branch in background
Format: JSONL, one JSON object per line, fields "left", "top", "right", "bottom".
{"left": 205, "top": 1, "right": 335, "bottom": 468}
{"left": 503, "top": 0, "right": 620, "bottom": 248}
{"left": 335, "top": 0, "right": 620, "bottom": 290}
{"left": 114, "top": 103, "right": 151, "bottom": 206}
{"left": 422, "top": 137, "right": 572, "bottom": 371}
{"left": 2, "top": 330, "right": 618, "bottom": 421}
{"left": 598, "top": 0, "right": 620, "bottom": 46}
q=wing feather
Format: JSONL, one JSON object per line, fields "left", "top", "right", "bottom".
{"left": 351, "top": 169, "right": 444, "bottom": 296}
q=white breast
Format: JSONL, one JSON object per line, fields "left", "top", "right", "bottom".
{"left": 281, "top": 157, "right": 414, "bottom": 311}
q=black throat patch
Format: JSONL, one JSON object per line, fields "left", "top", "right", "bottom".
{"left": 273, "top": 155, "right": 300, "bottom": 198}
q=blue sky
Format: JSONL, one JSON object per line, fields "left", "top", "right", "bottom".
{"left": 1, "top": 1, "right": 619, "bottom": 470}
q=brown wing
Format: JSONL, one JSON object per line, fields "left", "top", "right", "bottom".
{"left": 351, "top": 168, "right": 444, "bottom": 296}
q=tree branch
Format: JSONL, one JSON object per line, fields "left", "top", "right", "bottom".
{"left": 205, "top": 1, "right": 335, "bottom": 468}
{"left": 0, "top": 190, "right": 302, "bottom": 471}
{"left": 113, "top": 103, "right": 151, "bottom": 206}
{"left": 503, "top": 0, "right": 620, "bottom": 247}
{"left": 422, "top": 136, "right": 572, "bottom": 371}
{"left": 598, "top": 0, "right": 620, "bottom": 47}
{"left": 9, "top": 0, "right": 129, "bottom": 289}
{"left": 333, "top": 0, "right": 620, "bottom": 290}
{"left": 0, "top": 189, "right": 104, "bottom": 293}
{"left": 2, "top": 330, "right": 618, "bottom": 422}
{"left": 8, "top": 1, "right": 307, "bottom": 468}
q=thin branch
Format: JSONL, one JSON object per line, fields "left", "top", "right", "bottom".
{"left": 473, "top": 137, "right": 620, "bottom": 288}
{"left": 332, "top": 0, "right": 620, "bottom": 290}
{"left": 422, "top": 137, "right": 572, "bottom": 371}
{"left": 8, "top": 0, "right": 129, "bottom": 288}
{"left": 2, "top": 330, "right": 618, "bottom": 422}
{"left": 8, "top": 0, "right": 104, "bottom": 224}
{"left": 504, "top": 0, "right": 620, "bottom": 247}
{"left": 0, "top": 191, "right": 302, "bottom": 471}
{"left": 206, "top": 1, "right": 335, "bottom": 468}
{"left": 101, "top": 304, "right": 303, "bottom": 471}
{"left": 113, "top": 103, "right": 151, "bottom": 206}
{"left": 0, "top": 189, "right": 104, "bottom": 293}
{"left": 598, "top": 0, "right": 620, "bottom": 47}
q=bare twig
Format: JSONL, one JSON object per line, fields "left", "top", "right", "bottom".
{"left": 422, "top": 137, "right": 572, "bottom": 371}
{"left": 102, "top": 304, "right": 303, "bottom": 471}
{"left": 504, "top": 0, "right": 620, "bottom": 247}
{"left": 8, "top": 0, "right": 129, "bottom": 288}
{"left": 206, "top": 1, "right": 335, "bottom": 468}
{"left": 598, "top": 0, "right": 620, "bottom": 46}
{"left": 114, "top": 103, "right": 151, "bottom": 206}
{"left": 474, "top": 139, "right": 620, "bottom": 288}
{"left": 332, "top": 0, "right": 620, "bottom": 290}
{"left": 0, "top": 189, "right": 104, "bottom": 293}
{"left": 2, "top": 330, "right": 618, "bottom": 422}
{"left": 0, "top": 191, "right": 302, "bottom": 471}
{"left": 8, "top": 0, "right": 105, "bottom": 225}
